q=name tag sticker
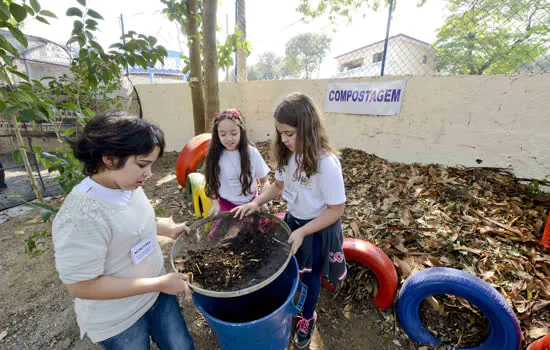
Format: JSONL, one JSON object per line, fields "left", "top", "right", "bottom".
{"left": 131, "top": 237, "right": 154, "bottom": 265}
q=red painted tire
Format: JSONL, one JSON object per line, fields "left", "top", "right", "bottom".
{"left": 528, "top": 333, "right": 550, "bottom": 350}
{"left": 176, "top": 133, "right": 212, "bottom": 188}
{"left": 322, "top": 238, "right": 398, "bottom": 310}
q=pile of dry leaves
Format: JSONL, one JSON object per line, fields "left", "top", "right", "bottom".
{"left": 257, "top": 142, "right": 549, "bottom": 346}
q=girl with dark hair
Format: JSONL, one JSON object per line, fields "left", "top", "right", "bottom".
{"left": 233, "top": 94, "right": 347, "bottom": 348}
{"left": 204, "top": 109, "right": 270, "bottom": 215}
{"left": 52, "top": 112, "right": 195, "bottom": 349}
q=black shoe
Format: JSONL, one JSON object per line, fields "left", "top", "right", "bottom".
{"left": 293, "top": 312, "right": 317, "bottom": 348}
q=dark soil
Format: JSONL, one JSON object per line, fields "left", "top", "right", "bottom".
{"left": 420, "top": 294, "right": 490, "bottom": 347}
{"left": 178, "top": 218, "right": 290, "bottom": 292}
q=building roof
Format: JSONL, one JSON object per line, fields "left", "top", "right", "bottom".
{"left": 0, "top": 29, "right": 72, "bottom": 57}
{"left": 334, "top": 33, "right": 431, "bottom": 59}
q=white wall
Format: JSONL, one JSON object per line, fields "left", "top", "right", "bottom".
{"left": 135, "top": 83, "right": 195, "bottom": 152}
{"left": 136, "top": 74, "right": 550, "bottom": 180}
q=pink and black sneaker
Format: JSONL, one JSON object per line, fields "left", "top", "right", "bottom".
{"left": 293, "top": 312, "right": 317, "bottom": 348}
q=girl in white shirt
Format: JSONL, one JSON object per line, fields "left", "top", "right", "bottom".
{"left": 233, "top": 94, "right": 347, "bottom": 349}
{"left": 204, "top": 109, "right": 270, "bottom": 215}
{"left": 52, "top": 112, "right": 195, "bottom": 349}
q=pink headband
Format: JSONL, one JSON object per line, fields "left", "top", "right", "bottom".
{"left": 214, "top": 109, "right": 244, "bottom": 124}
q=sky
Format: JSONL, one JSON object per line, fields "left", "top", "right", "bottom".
{"left": 24, "top": 0, "right": 449, "bottom": 78}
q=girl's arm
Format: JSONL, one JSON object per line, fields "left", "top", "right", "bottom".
{"left": 258, "top": 175, "right": 270, "bottom": 194}
{"left": 156, "top": 219, "right": 189, "bottom": 240}
{"left": 208, "top": 198, "right": 220, "bottom": 216}
{"left": 232, "top": 180, "right": 284, "bottom": 219}
{"left": 257, "top": 176, "right": 271, "bottom": 212}
{"left": 64, "top": 272, "right": 191, "bottom": 300}
{"left": 287, "top": 203, "right": 345, "bottom": 254}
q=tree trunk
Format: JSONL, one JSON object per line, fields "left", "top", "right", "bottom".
{"left": 186, "top": 0, "right": 206, "bottom": 135}
{"left": 11, "top": 115, "right": 44, "bottom": 204}
{"left": 237, "top": 0, "right": 247, "bottom": 82}
{"left": 202, "top": 0, "right": 220, "bottom": 129}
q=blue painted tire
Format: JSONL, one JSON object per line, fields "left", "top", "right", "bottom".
{"left": 397, "top": 267, "right": 521, "bottom": 350}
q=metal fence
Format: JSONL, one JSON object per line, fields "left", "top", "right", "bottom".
{"left": 0, "top": 121, "right": 72, "bottom": 210}
{"left": 327, "top": 0, "right": 549, "bottom": 79}
{"left": 228, "top": 0, "right": 550, "bottom": 81}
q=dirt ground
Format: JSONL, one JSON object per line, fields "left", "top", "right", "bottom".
{"left": 0, "top": 153, "right": 62, "bottom": 212}
{"left": 0, "top": 151, "right": 446, "bottom": 350}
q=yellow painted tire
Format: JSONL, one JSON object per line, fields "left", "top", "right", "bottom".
{"left": 185, "top": 172, "right": 206, "bottom": 199}
{"left": 192, "top": 185, "right": 212, "bottom": 218}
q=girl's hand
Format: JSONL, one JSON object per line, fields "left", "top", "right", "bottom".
{"left": 231, "top": 202, "right": 259, "bottom": 219}
{"left": 208, "top": 199, "right": 220, "bottom": 217}
{"left": 259, "top": 203, "right": 269, "bottom": 213}
{"left": 167, "top": 223, "right": 190, "bottom": 240}
{"left": 288, "top": 229, "right": 306, "bottom": 255}
{"left": 158, "top": 272, "right": 192, "bottom": 297}
{"left": 157, "top": 219, "right": 189, "bottom": 240}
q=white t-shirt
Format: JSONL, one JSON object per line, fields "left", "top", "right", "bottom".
{"left": 218, "top": 145, "right": 270, "bottom": 205}
{"left": 275, "top": 151, "right": 346, "bottom": 220}
{"left": 52, "top": 182, "right": 164, "bottom": 343}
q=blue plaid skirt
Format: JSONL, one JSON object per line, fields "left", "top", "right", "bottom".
{"left": 284, "top": 213, "right": 347, "bottom": 286}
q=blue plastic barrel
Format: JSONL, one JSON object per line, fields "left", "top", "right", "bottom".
{"left": 193, "top": 256, "right": 307, "bottom": 350}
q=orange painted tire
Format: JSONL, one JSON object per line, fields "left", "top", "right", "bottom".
{"left": 528, "top": 333, "right": 550, "bottom": 350}
{"left": 322, "top": 238, "right": 398, "bottom": 311}
{"left": 176, "top": 133, "right": 212, "bottom": 188}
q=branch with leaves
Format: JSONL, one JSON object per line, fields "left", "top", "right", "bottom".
{"left": 0, "top": 0, "right": 168, "bottom": 255}
{"left": 295, "top": 0, "right": 427, "bottom": 23}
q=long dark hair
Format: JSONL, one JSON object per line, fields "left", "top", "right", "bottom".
{"left": 273, "top": 93, "right": 337, "bottom": 178}
{"left": 205, "top": 110, "right": 252, "bottom": 199}
{"left": 70, "top": 110, "right": 165, "bottom": 176}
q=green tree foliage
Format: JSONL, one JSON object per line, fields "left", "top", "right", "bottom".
{"left": 161, "top": 0, "right": 251, "bottom": 75}
{"left": 1, "top": 0, "right": 167, "bottom": 126}
{"left": 434, "top": 0, "right": 549, "bottom": 75}
{"left": 247, "top": 52, "right": 284, "bottom": 81}
{"left": 296, "top": 0, "right": 426, "bottom": 23}
{"left": 285, "top": 33, "right": 331, "bottom": 79}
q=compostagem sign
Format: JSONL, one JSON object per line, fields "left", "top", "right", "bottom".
{"left": 324, "top": 80, "right": 406, "bottom": 116}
